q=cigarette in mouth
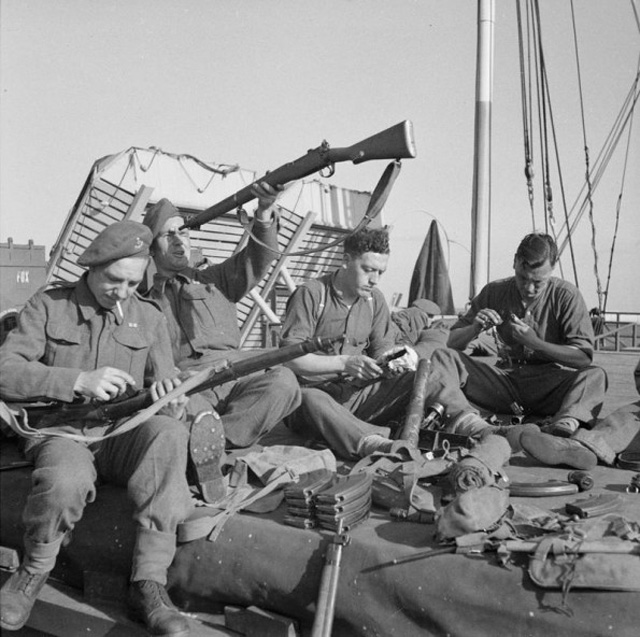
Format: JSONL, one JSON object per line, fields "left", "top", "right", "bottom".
{"left": 115, "top": 301, "right": 124, "bottom": 321}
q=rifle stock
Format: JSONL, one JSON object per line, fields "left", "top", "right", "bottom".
{"left": 182, "top": 120, "right": 416, "bottom": 229}
{"left": 23, "top": 336, "right": 341, "bottom": 428}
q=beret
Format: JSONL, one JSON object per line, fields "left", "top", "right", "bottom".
{"left": 77, "top": 221, "right": 152, "bottom": 267}
{"left": 411, "top": 298, "right": 441, "bottom": 316}
{"left": 143, "top": 198, "right": 183, "bottom": 239}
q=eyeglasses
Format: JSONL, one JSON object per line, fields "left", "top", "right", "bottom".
{"left": 158, "top": 229, "right": 190, "bottom": 240}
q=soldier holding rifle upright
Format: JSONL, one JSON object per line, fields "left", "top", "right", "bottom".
{"left": 0, "top": 222, "right": 194, "bottom": 636}
{"left": 142, "top": 184, "right": 301, "bottom": 454}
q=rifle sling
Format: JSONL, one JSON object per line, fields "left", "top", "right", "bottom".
{"left": 0, "top": 366, "right": 213, "bottom": 444}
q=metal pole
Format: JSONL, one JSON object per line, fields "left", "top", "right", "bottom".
{"left": 469, "top": 0, "right": 495, "bottom": 299}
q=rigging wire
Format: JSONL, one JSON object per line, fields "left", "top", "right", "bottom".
{"left": 540, "top": 60, "right": 580, "bottom": 286}
{"left": 516, "top": 0, "right": 536, "bottom": 227}
{"left": 602, "top": 52, "right": 640, "bottom": 314}
{"left": 631, "top": 0, "right": 640, "bottom": 34}
{"left": 570, "top": 0, "right": 604, "bottom": 310}
{"left": 558, "top": 74, "right": 640, "bottom": 248}
{"left": 531, "top": 0, "right": 555, "bottom": 234}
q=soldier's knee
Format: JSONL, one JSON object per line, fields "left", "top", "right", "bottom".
{"left": 583, "top": 365, "right": 608, "bottom": 390}
{"left": 266, "top": 366, "right": 302, "bottom": 401}
{"left": 141, "top": 416, "right": 189, "bottom": 446}
{"left": 32, "top": 464, "right": 95, "bottom": 506}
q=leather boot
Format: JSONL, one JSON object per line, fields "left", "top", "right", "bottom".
{"left": 499, "top": 422, "right": 540, "bottom": 452}
{"left": 128, "top": 579, "right": 190, "bottom": 636}
{"left": 188, "top": 410, "right": 226, "bottom": 504}
{"left": 520, "top": 430, "right": 597, "bottom": 470}
{"left": 0, "top": 567, "right": 49, "bottom": 631}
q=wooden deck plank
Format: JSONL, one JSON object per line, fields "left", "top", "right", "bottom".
{"left": 594, "top": 350, "right": 638, "bottom": 417}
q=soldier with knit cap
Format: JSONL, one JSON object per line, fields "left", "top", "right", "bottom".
{"left": 0, "top": 221, "right": 194, "bottom": 636}
{"left": 142, "top": 184, "right": 301, "bottom": 454}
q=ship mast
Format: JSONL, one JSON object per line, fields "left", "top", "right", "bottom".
{"left": 469, "top": 0, "right": 495, "bottom": 299}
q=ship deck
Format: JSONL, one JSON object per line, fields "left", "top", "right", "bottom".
{"left": 1, "top": 350, "right": 638, "bottom": 636}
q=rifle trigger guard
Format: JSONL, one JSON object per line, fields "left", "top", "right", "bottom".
{"left": 319, "top": 162, "right": 335, "bottom": 178}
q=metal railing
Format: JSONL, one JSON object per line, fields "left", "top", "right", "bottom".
{"left": 594, "top": 319, "right": 640, "bottom": 352}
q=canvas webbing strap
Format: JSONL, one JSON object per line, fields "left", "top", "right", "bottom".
{"left": 177, "top": 468, "right": 299, "bottom": 543}
{"left": 0, "top": 366, "right": 212, "bottom": 443}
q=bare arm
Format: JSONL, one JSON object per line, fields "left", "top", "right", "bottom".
{"left": 509, "top": 316, "right": 591, "bottom": 369}
{"left": 286, "top": 352, "right": 384, "bottom": 382}
{"left": 448, "top": 308, "right": 503, "bottom": 350}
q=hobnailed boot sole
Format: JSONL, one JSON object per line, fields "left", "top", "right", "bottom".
{"left": 189, "top": 411, "right": 226, "bottom": 504}
{"left": 520, "top": 430, "right": 597, "bottom": 470}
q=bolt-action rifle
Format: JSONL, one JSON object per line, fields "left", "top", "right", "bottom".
{"left": 9, "top": 336, "right": 341, "bottom": 436}
{"left": 181, "top": 120, "right": 417, "bottom": 230}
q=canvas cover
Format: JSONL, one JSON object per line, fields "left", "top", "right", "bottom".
{"left": 1, "top": 436, "right": 639, "bottom": 637}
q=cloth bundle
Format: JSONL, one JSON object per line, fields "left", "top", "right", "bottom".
{"left": 283, "top": 471, "right": 373, "bottom": 531}
{"left": 447, "top": 434, "right": 511, "bottom": 493}
{"left": 436, "top": 434, "right": 512, "bottom": 540}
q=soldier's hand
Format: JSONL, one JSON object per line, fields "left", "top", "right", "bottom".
{"left": 473, "top": 308, "right": 503, "bottom": 332}
{"left": 509, "top": 315, "right": 540, "bottom": 348}
{"left": 386, "top": 346, "right": 418, "bottom": 374}
{"left": 252, "top": 181, "right": 284, "bottom": 221}
{"left": 344, "top": 354, "right": 383, "bottom": 381}
{"left": 151, "top": 376, "right": 188, "bottom": 420}
{"left": 73, "top": 367, "right": 136, "bottom": 402}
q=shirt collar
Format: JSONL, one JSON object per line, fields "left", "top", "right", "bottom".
{"left": 152, "top": 271, "right": 192, "bottom": 294}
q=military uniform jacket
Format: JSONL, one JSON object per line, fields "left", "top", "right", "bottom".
{"left": 0, "top": 276, "right": 176, "bottom": 406}
{"left": 147, "top": 218, "right": 278, "bottom": 369}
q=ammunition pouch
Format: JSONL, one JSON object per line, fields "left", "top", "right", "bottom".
{"left": 529, "top": 533, "right": 640, "bottom": 593}
{"left": 350, "top": 444, "right": 459, "bottom": 515}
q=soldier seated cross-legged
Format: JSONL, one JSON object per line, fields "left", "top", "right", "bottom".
{"left": 407, "top": 232, "right": 608, "bottom": 470}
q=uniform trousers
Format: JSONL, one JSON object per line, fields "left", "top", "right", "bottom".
{"left": 195, "top": 366, "right": 301, "bottom": 448}
{"left": 21, "top": 416, "right": 193, "bottom": 585}
{"left": 287, "top": 372, "right": 417, "bottom": 460}
{"left": 424, "top": 348, "right": 607, "bottom": 426}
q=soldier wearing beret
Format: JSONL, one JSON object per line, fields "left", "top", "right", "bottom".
{"left": 142, "top": 184, "right": 301, "bottom": 467}
{"left": 0, "top": 221, "right": 194, "bottom": 636}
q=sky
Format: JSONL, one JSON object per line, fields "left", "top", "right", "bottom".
{"left": 1, "top": 0, "right": 639, "bottom": 313}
